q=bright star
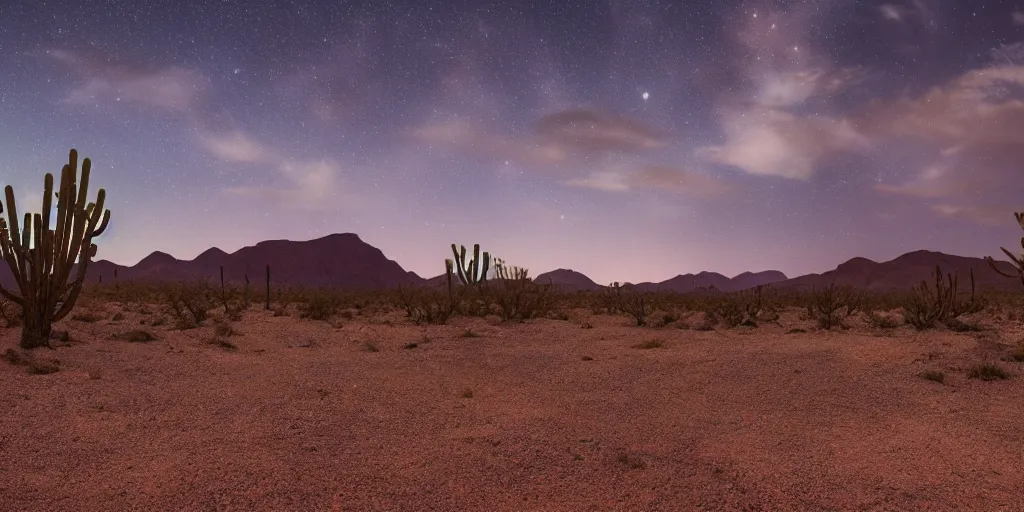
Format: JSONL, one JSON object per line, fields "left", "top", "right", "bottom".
{"left": 642, "top": 91, "right": 650, "bottom": 101}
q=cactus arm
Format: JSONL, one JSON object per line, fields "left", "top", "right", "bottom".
{"left": 987, "top": 255, "right": 1021, "bottom": 278}
{"left": 0, "top": 221, "right": 27, "bottom": 303}
{"left": 451, "top": 244, "right": 469, "bottom": 284}
{"left": 471, "top": 244, "right": 480, "bottom": 282}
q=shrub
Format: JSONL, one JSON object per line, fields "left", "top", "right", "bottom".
{"left": 806, "top": 284, "right": 862, "bottom": 330}
{"left": 112, "top": 329, "right": 157, "bottom": 343}
{"left": 165, "top": 281, "right": 217, "bottom": 328}
{"left": 967, "top": 363, "right": 1010, "bottom": 381}
{"left": 633, "top": 339, "right": 665, "bottom": 349}
{"left": 606, "top": 282, "right": 651, "bottom": 326}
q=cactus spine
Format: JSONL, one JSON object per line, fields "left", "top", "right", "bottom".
{"left": 0, "top": 149, "right": 111, "bottom": 349}
{"left": 986, "top": 212, "right": 1024, "bottom": 289}
{"left": 451, "top": 243, "right": 490, "bottom": 285}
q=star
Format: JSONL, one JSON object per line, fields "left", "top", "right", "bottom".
{"left": 642, "top": 91, "right": 650, "bottom": 101}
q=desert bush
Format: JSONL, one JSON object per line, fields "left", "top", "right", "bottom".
{"left": 218, "top": 281, "right": 252, "bottom": 320}
{"left": 208, "top": 337, "right": 238, "bottom": 351}
{"left": 0, "top": 299, "right": 22, "bottom": 328}
{"left": 967, "top": 363, "right": 1010, "bottom": 381}
{"left": 606, "top": 282, "right": 652, "bottom": 326}
{"left": 70, "top": 311, "right": 105, "bottom": 323}
{"left": 298, "top": 290, "right": 340, "bottom": 320}
{"left": 920, "top": 370, "right": 946, "bottom": 383}
{"left": 865, "top": 310, "right": 901, "bottom": 329}
{"left": 491, "top": 278, "right": 553, "bottom": 322}
{"left": 806, "top": 284, "right": 862, "bottom": 330}
{"left": 2, "top": 348, "right": 60, "bottom": 374}
{"left": 633, "top": 339, "right": 665, "bottom": 349}
{"left": 213, "top": 319, "right": 239, "bottom": 337}
{"left": 1007, "top": 348, "right": 1024, "bottom": 362}
{"left": 164, "top": 281, "right": 217, "bottom": 328}
{"left": 902, "top": 266, "right": 984, "bottom": 330}
{"left": 112, "top": 329, "right": 157, "bottom": 342}
{"left": 402, "top": 288, "right": 454, "bottom": 325}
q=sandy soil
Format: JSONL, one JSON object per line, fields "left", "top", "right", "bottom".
{"left": 1, "top": 305, "right": 1023, "bottom": 511}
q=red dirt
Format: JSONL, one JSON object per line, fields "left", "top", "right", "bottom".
{"left": 1, "top": 306, "right": 1023, "bottom": 511}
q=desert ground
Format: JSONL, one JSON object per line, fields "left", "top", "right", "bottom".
{"left": 2, "top": 299, "right": 1023, "bottom": 511}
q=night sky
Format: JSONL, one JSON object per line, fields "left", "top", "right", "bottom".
{"left": 1, "top": 0, "right": 1023, "bottom": 284}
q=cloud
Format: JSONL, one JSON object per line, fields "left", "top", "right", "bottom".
{"left": 412, "top": 108, "right": 665, "bottom": 166}
{"left": 224, "top": 158, "right": 346, "bottom": 211}
{"left": 412, "top": 119, "right": 569, "bottom": 166}
{"left": 859, "top": 65, "right": 1024, "bottom": 146}
{"left": 879, "top": 4, "right": 902, "bottom": 21}
{"left": 930, "top": 204, "right": 1008, "bottom": 226}
{"left": 865, "top": 62, "right": 1024, "bottom": 223}
{"left": 699, "top": 108, "right": 868, "bottom": 180}
{"left": 699, "top": 1, "right": 870, "bottom": 180}
{"left": 199, "top": 131, "right": 273, "bottom": 164}
{"left": 1013, "top": 11, "right": 1024, "bottom": 25}
{"left": 199, "top": 130, "right": 351, "bottom": 211}
{"left": 47, "top": 50, "right": 208, "bottom": 112}
{"left": 566, "top": 164, "right": 729, "bottom": 196}
{"left": 532, "top": 108, "right": 664, "bottom": 154}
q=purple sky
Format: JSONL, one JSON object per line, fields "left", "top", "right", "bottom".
{"left": 1, "top": 0, "right": 1023, "bottom": 284}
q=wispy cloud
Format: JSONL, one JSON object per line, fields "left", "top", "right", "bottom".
{"left": 931, "top": 204, "right": 1008, "bottom": 226}
{"left": 699, "top": 1, "right": 870, "bottom": 180}
{"left": 224, "top": 158, "right": 346, "bottom": 211}
{"left": 699, "top": 108, "right": 868, "bottom": 180}
{"left": 1014, "top": 11, "right": 1024, "bottom": 26}
{"left": 413, "top": 107, "right": 665, "bottom": 168}
{"left": 566, "top": 164, "right": 729, "bottom": 196}
{"left": 199, "top": 131, "right": 273, "bottom": 164}
{"left": 879, "top": 4, "right": 902, "bottom": 21}
{"left": 532, "top": 108, "right": 665, "bottom": 154}
{"left": 865, "top": 58, "right": 1024, "bottom": 223}
{"left": 412, "top": 118, "right": 570, "bottom": 166}
{"left": 47, "top": 49, "right": 208, "bottom": 112}
{"left": 199, "top": 130, "right": 350, "bottom": 211}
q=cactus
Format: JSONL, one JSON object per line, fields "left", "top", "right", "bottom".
{"left": 0, "top": 149, "right": 111, "bottom": 349}
{"left": 450, "top": 243, "right": 490, "bottom": 285}
{"left": 986, "top": 212, "right": 1024, "bottom": 289}
{"left": 493, "top": 257, "right": 529, "bottom": 281}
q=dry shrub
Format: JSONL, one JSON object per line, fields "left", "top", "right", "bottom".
{"left": 299, "top": 290, "right": 340, "bottom": 320}
{"left": 605, "top": 283, "right": 651, "bottom": 326}
{"left": 0, "top": 299, "right": 22, "bottom": 328}
{"left": 71, "top": 311, "right": 105, "bottom": 323}
{"left": 491, "top": 278, "right": 553, "bottom": 322}
{"left": 396, "top": 287, "right": 453, "bottom": 325}
{"left": 806, "top": 284, "right": 862, "bottom": 330}
{"left": 3, "top": 348, "right": 60, "bottom": 375}
{"left": 112, "top": 329, "right": 157, "bottom": 343}
{"left": 165, "top": 281, "right": 217, "bottom": 328}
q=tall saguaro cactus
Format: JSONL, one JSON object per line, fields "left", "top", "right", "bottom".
{"left": 0, "top": 149, "right": 111, "bottom": 349}
{"left": 450, "top": 243, "right": 490, "bottom": 285}
{"left": 986, "top": 212, "right": 1024, "bottom": 289}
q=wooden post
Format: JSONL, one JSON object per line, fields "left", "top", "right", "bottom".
{"left": 220, "top": 266, "right": 225, "bottom": 296}
{"left": 265, "top": 264, "right": 271, "bottom": 310}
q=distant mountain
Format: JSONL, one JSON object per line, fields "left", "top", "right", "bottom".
{"left": 532, "top": 269, "right": 602, "bottom": 291}
{"left": 633, "top": 270, "right": 788, "bottom": 293}
{"left": 777, "top": 250, "right": 1021, "bottom": 292}
{"left": 0, "top": 233, "right": 422, "bottom": 290}
{"left": 0, "top": 242, "right": 1020, "bottom": 294}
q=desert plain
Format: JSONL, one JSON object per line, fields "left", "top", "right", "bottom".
{"left": 2, "top": 290, "right": 1023, "bottom": 512}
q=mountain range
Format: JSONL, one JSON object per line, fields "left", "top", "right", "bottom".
{"left": 0, "top": 233, "right": 1020, "bottom": 294}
